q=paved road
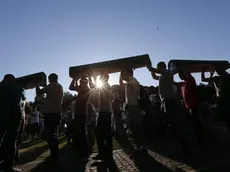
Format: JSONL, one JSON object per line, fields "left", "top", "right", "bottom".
{"left": 17, "top": 136, "right": 230, "bottom": 172}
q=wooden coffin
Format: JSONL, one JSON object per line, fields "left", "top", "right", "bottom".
{"left": 16, "top": 72, "right": 47, "bottom": 90}
{"left": 69, "top": 54, "right": 151, "bottom": 78}
{"left": 168, "top": 60, "right": 230, "bottom": 73}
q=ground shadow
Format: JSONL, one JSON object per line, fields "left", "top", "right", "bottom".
{"left": 18, "top": 144, "right": 48, "bottom": 165}
{"left": 147, "top": 134, "right": 230, "bottom": 171}
{"left": 90, "top": 157, "right": 120, "bottom": 172}
{"left": 115, "top": 135, "right": 173, "bottom": 172}
{"left": 18, "top": 136, "right": 67, "bottom": 165}
{"left": 132, "top": 151, "right": 173, "bottom": 172}
{"left": 20, "top": 139, "right": 44, "bottom": 149}
{"left": 31, "top": 143, "right": 86, "bottom": 172}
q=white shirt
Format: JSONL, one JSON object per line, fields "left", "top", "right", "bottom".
{"left": 125, "top": 76, "right": 139, "bottom": 106}
{"left": 158, "top": 69, "right": 176, "bottom": 101}
{"left": 41, "top": 83, "right": 63, "bottom": 114}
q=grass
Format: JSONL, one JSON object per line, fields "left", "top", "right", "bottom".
{"left": 20, "top": 140, "right": 48, "bottom": 154}
{"left": 20, "top": 134, "right": 122, "bottom": 162}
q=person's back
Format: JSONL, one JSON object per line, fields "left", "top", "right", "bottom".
{"left": 36, "top": 73, "right": 63, "bottom": 159}
{"left": 43, "top": 82, "right": 63, "bottom": 114}
{"left": 159, "top": 69, "right": 176, "bottom": 101}
{"left": 125, "top": 76, "right": 139, "bottom": 106}
{"left": 74, "top": 86, "right": 90, "bottom": 116}
{"left": 1, "top": 82, "right": 25, "bottom": 121}
{"left": 180, "top": 73, "right": 201, "bottom": 109}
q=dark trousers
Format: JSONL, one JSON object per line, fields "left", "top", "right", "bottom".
{"left": 163, "top": 99, "right": 190, "bottom": 149}
{"left": 86, "top": 122, "right": 96, "bottom": 154}
{"left": 43, "top": 114, "right": 61, "bottom": 157}
{"left": 0, "top": 118, "right": 21, "bottom": 171}
{"left": 72, "top": 115, "right": 88, "bottom": 159}
{"left": 15, "top": 119, "right": 25, "bottom": 164}
{"left": 190, "top": 108, "right": 207, "bottom": 143}
{"left": 96, "top": 112, "right": 113, "bottom": 158}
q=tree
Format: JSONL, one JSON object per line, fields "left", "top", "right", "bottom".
{"left": 62, "top": 91, "right": 75, "bottom": 112}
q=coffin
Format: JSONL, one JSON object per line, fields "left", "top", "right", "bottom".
{"left": 16, "top": 72, "right": 47, "bottom": 90}
{"left": 168, "top": 60, "right": 230, "bottom": 73}
{"left": 69, "top": 54, "right": 151, "bottom": 78}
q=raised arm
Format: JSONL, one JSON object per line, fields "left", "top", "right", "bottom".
{"left": 151, "top": 71, "right": 160, "bottom": 80}
{"left": 119, "top": 75, "right": 125, "bottom": 88}
{"left": 89, "top": 76, "right": 96, "bottom": 89}
{"left": 147, "top": 65, "right": 162, "bottom": 74}
{"left": 69, "top": 78, "right": 78, "bottom": 91}
{"left": 146, "top": 65, "right": 160, "bottom": 80}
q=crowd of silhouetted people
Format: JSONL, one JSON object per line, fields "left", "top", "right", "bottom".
{"left": 1, "top": 61, "right": 230, "bottom": 172}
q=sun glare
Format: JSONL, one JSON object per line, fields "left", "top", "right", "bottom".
{"left": 96, "top": 78, "right": 104, "bottom": 88}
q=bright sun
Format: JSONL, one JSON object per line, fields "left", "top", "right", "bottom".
{"left": 96, "top": 78, "right": 103, "bottom": 88}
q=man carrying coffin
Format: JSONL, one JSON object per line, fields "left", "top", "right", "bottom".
{"left": 92, "top": 72, "right": 113, "bottom": 161}
{"left": 147, "top": 62, "right": 193, "bottom": 154}
{"left": 119, "top": 68, "right": 147, "bottom": 158}
{"left": 36, "top": 73, "right": 63, "bottom": 160}
{"left": 69, "top": 76, "right": 90, "bottom": 162}
{"left": 176, "top": 69, "right": 208, "bottom": 145}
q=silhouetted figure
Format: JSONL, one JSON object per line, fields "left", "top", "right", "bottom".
{"left": 111, "top": 93, "right": 136, "bottom": 156}
{"left": 0, "top": 74, "right": 26, "bottom": 172}
{"left": 28, "top": 106, "right": 40, "bottom": 140}
{"left": 86, "top": 102, "right": 96, "bottom": 155}
{"left": 177, "top": 69, "right": 208, "bottom": 145}
{"left": 69, "top": 77, "right": 90, "bottom": 162}
{"left": 120, "top": 69, "right": 147, "bottom": 157}
{"left": 93, "top": 73, "right": 113, "bottom": 161}
{"left": 15, "top": 99, "right": 26, "bottom": 165}
{"left": 203, "top": 66, "right": 230, "bottom": 131}
{"left": 36, "top": 73, "right": 63, "bottom": 160}
{"left": 147, "top": 62, "right": 191, "bottom": 153}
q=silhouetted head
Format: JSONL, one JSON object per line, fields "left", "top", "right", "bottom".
{"left": 178, "top": 69, "right": 187, "bottom": 81}
{"left": 79, "top": 77, "right": 88, "bottom": 87}
{"left": 2, "top": 74, "right": 16, "bottom": 84}
{"left": 48, "top": 73, "right": 58, "bottom": 83}
{"left": 157, "top": 61, "right": 167, "bottom": 72}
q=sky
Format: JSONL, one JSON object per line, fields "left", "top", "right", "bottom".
{"left": 0, "top": 0, "right": 230, "bottom": 101}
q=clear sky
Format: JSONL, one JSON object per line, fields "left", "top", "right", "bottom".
{"left": 0, "top": 0, "right": 230, "bottom": 101}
